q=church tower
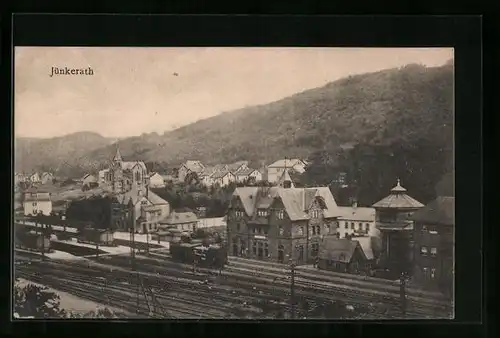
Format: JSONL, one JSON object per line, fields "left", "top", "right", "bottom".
{"left": 111, "top": 146, "right": 124, "bottom": 194}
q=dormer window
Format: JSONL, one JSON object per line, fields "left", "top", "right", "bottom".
{"left": 257, "top": 209, "right": 268, "bottom": 217}
{"left": 276, "top": 210, "right": 285, "bottom": 220}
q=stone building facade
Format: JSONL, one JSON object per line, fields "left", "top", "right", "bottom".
{"left": 226, "top": 175, "right": 340, "bottom": 265}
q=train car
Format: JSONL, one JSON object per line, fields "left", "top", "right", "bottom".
{"left": 15, "top": 229, "right": 51, "bottom": 253}
{"left": 170, "top": 241, "right": 228, "bottom": 269}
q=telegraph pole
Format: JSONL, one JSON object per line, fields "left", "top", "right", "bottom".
{"left": 400, "top": 272, "right": 407, "bottom": 317}
{"left": 290, "top": 261, "right": 296, "bottom": 319}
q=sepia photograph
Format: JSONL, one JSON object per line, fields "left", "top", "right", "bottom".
{"left": 13, "top": 47, "right": 455, "bottom": 320}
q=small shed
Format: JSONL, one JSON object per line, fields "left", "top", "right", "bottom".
{"left": 318, "top": 238, "right": 369, "bottom": 274}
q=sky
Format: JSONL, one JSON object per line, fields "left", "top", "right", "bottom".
{"left": 15, "top": 47, "right": 453, "bottom": 138}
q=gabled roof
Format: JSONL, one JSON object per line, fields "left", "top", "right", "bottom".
{"left": 160, "top": 211, "right": 198, "bottom": 225}
{"left": 355, "top": 237, "right": 374, "bottom": 260}
{"left": 411, "top": 196, "right": 455, "bottom": 226}
{"left": 319, "top": 238, "right": 366, "bottom": 263}
{"left": 147, "top": 190, "right": 169, "bottom": 205}
{"left": 182, "top": 160, "right": 205, "bottom": 173}
{"left": 268, "top": 158, "right": 306, "bottom": 168}
{"left": 235, "top": 167, "right": 257, "bottom": 176}
{"left": 232, "top": 186, "right": 340, "bottom": 221}
{"left": 24, "top": 192, "right": 51, "bottom": 202}
{"left": 212, "top": 169, "right": 234, "bottom": 179}
{"left": 228, "top": 161, "right": 248, "bottom": 172}
{"left": 115, "top": 188, "right": 148, "bottom": 205}
{"left": 372, "top": 179, "right": 424, "bottom": 209}
{"left": 337, "top": 206, "right": 376, "bottom": 222}
{"left": 121, "top": 161, "right": 147, "bottom": 172}
{"left": 276, "top": 169, "right": 295, "bottom": 188}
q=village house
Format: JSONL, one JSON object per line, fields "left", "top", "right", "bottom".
{"left": 227, "top": 171, "right": 340, "bottom": 265}
{"left": 227, "top": 161, "right": 249, "bottom": 174}
{"left": 29, "top": 172, "right": 41, "bottom": 184}
{"left": 211, "top": 169, "right": 237, "bottom": 187}
{"left": 372, "top": 179, "right": 424, "bottom": 276}
{"left": 411, "top": 196, "right": 454, "bottom": 294}
{"left": 318, "top": 237, "right": 372, "bottom": 274}
{"left": 40, "top": 172, "right": 54, "bottom": 184}
{"left": 14, "top": 173, "right": 28, "bottom": 185}
{"left": 177, "top": 160, "right": 205, "bottom": 182}
{"left": 98, "top": 168, "right": 111, "bottom": 185}
{"left": 23, "top": 190, "right": 52, "bottom": 216}
{"left": 234, "top": 167, "right": 263, "bottom": 183}
{"left": 82, "top": 174, "right": 98, "bottom": 188}
{"left": 159, "top": 210, "right": 199, "bottom": 233}
{"left": 148, "top": 172, "right": 165, "bottom": 188}
{"left": 266, "top": 158, "right": 308, "bottom": 184}
{"left": 114, "top": 187, "right": 170, "bottom": 233}
{"left": 336, "top": 202, "right": 378, "bottom": 239}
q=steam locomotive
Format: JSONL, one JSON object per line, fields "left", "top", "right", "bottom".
{"left": 170, "top": 241, "right": 228, "bottom": 269}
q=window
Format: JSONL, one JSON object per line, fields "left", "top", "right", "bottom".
{"left": 430, "top": 247, "right": 437, "bottom": 256}
{"left": 237, "top": 223, "right": 241, "bottom": 231}
{"left": 235, "top": 210, "right": 245, "bottom": 218}
{"left": 258, "top": 227, "right": 263, "bottom": 235}
{"left": 312, "top": 227, "right": 316, "bottom": 235}
{"left": 421, "top": 246, "right": 428, "bottom": 255}
{"left": 316, "top": 225, "right": 321, "bottom": 235}
{"left": 366, "top": 223, "right": 370, "bottom": 233}
{"left": 32, "top": 202, "right": 37, "bottom": 207}
{"left": 358, "top": 223, "right": 363, "bottom": 230}
{"left": 431, "top": 268, "right": 436, "bottom": 279}
{"left": 298, "top": 227, "right": 304, "bottom": 236}
{"left": 297, "top": 245, "right": 304, "bottom": 261}
{"left": 345, "top": 222, "right": 348, "bottom": 229}
{"left": 351, "top": 222, "right": 355, "bottom": 229}
{"left": 276, "top": 210, "right": 285, "bottom": 220}
{"left": 258, "top": 209, "right": 268, "bottom": 217}
{"left": 423, "top": 267, "right": 429, "bottom": 280}
{"left": 279, "top": 227, "right": 284, "bottom": 236}
{"left": 264, "top": 227, "right": 268, "bottom": 235}
{"left": 264, "top": 243, "right": 269, "bottom": 257}
{"left": 422, "top": 225, "right": 428, "bottom": 232}
{"left": 252, "top": 227, "right": 257, "bottom": 234}
{"left": 312, "top": 243, "right": 319, "bottom": 257}
{"left": 252, "top": 241, "right": 257, "bottom": 255}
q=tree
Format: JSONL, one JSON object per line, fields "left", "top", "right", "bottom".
{"left": 14, "top": 280, "right": 65, "bottom": 318}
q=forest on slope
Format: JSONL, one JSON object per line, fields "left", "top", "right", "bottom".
{"left": 15, "top": 62, "right": 453, "bottom": 205}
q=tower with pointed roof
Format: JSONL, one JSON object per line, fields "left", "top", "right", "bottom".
{"left": 276, "top": 168, "right": 295, "bottom": 189}
{"left": 372, "top": 179, "right": 424, "bottom": 275}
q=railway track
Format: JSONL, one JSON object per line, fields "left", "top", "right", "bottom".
{"left": 97, "top": 253, "right": 451, "bottom": 316}
{"left": 16, "top": 253, "right": 452, "bottom": 319}
{"left": 16, "top": 269, "right": 221, "bottom": 319}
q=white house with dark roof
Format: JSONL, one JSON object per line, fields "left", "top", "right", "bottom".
{"left": 234, "top": 167, "right": 263, "bottom": 183}
{"left": 23, "top": 191, "right": 52, "bottom": 216}
{"left": 148, "top": 172, "right": 165, "bottom": 188}
{"left": 159, "top": 210, "right": 198, "bottom": 232}
{"left": 267, "top": 158, "right": 308, "bottom": 184}
{"left": 177, "top": 160, "right": 205, "bottom": 182}
{"left": 29, "top": 172, "right": 41, "bottom": 184}
{"left": 337, "top": 202, "right": 378, "bottom": 238}
{"left": 115, "top": 187, "right": 170, "bottom": 233}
